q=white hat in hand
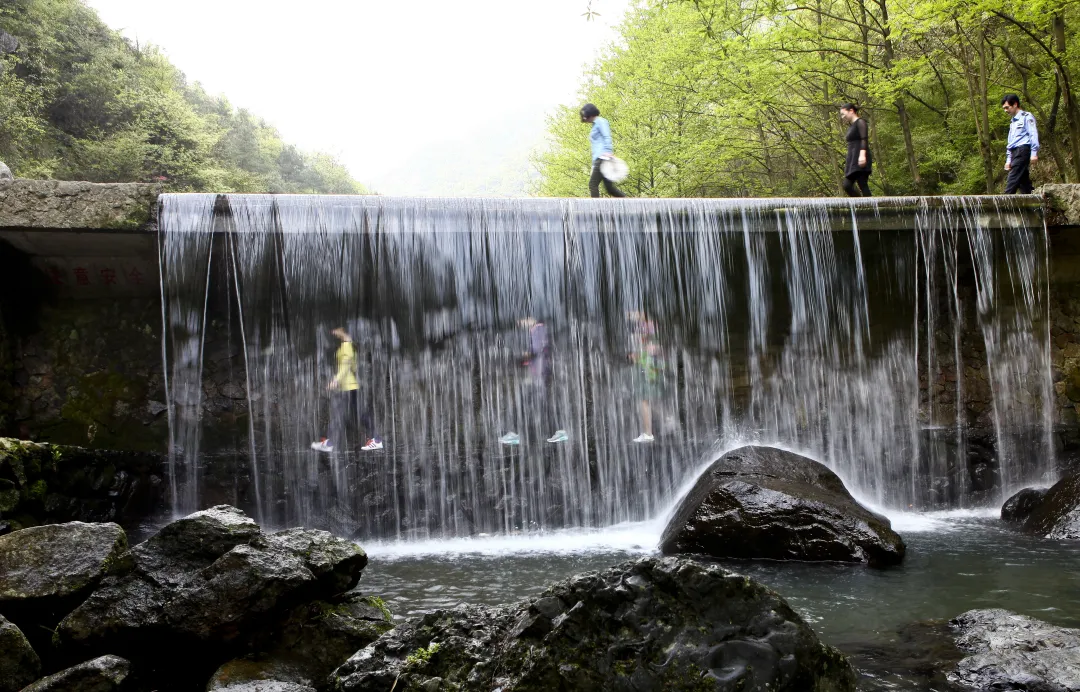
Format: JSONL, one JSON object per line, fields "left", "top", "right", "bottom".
{"left": 599, "top": 157, "right": 629, "bottom": 183}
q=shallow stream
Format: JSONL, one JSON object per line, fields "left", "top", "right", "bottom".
{"left": 360, "top": 513, "right": 1080, "bottom": 690}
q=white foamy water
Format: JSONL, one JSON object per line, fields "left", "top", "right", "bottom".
{"left": 366, "top": 520, "right": 663, "bottom": 560}
{"left": 871, "top": 506, "right": 1000, "bottom": 533}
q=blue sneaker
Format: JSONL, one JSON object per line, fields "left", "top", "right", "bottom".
{"left": 499, "top": 432, "right": 521, "bottom": 445}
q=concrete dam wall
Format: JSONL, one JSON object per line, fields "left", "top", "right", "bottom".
{"left": 3, "top": 179, "right": 1080, "bottom": 536}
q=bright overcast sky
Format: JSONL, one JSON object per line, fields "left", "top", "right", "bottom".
{"left": 83, "top": 0, "right": 632, "bottom": 195}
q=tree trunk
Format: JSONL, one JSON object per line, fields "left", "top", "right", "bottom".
{"left": 758, "top": 121, "right": 776, "bottom": 191}
{"left": 1053, "top": 13, "right": 1080, "bottom": 181}
{"left": 976, "top": 31, "right": 995, "bottom": 193}
{"left": 875, "top": 0, "right": 920, "bottom": 189}
{"left": 869, "top": 114, "right": 890, "bottom": 194}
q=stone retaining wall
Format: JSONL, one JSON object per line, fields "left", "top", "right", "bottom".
{"left": 0, "top": 179, "right": 159, "bottom": 231}
{"left": 0, "top": 437, "right": 165, "bottom": 532}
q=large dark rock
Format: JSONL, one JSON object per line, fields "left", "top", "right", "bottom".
{"left": 0, "top": 522, "right": 130, "bottom": 606}
{"left": 0, "top": 521, "right": 131, "bottom": 648}
{"left": 157, "top": 541, "right": 320, "bottom": 641}
{"left": 128, "top": 504, "right": 261, "bottom": 587}
{"left": 209, "top": 594, "right": 392, "bottom": 689}
{"left": 259, "top": 529, "right": 369, "bottom": 596}
{"left": 1001, "top": 487, "right": 1049, "bottom": 525}
{"left": 56, "top": 506, "right": 366, "bottom": 689}
{"left": 0, "top": 438, "right": 165, "bottom": 532}
{"left": 20, "top": 655, "right": 132, "bottom": 692}
{"left": 56, "top": 506, "right": 260, "bottom": 654}
{"left": 0, "top": 613, "right": 40, "bottom": 692}
{"left": 1022, "top": 472, "right": 1080, "bottom": 539}
{"left": 660, "top": 446, "right": 905, "bottom": 567}
{"left": 948, "top": 609, "right": 1080, "bottom": 690}
{"left": 330, "top": 556, "right": 857, "bottom": 692}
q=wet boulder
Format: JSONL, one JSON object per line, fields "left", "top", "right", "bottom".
{"left": 57, "top": 505, "right": 262, "bottom": 649}
{"left": 1001, "top": 487, "right": 1049, "bottom": 525}
{"left": 21, "top": 655, "right": 132, "bottom": 692}
{"left": 0, "top": 613, "right": 40, "bottom": 692}
{"left": 210, "top": 594, "right": 393, "bottom": 688}
{"left": 158, "top": 542, "right": 322, "bottom": 641}
{"left": 260, "top": 529, "right": 369, "bottom": 595}
{"left": 1022, "top": 472, "right": 1080, "bottom": 539}
{"left": 0, "top": 522, "right": 131, "bottom": 640}
{"left": 660, "top": 446, "right": 905, "bottom": 567}
{"left": 56, "top": 507, "right": 367, "bottom": 688}
{"left": 330, "top": 556, "right": 857, "bottom": 692}
{"left": 131, "top": 504, "right": 261, "bottom": 587}
{"left": 948, "top": 609, "right": 1080, "bottom": 690}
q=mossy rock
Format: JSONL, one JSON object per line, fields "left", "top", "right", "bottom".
{"left": 211, "top": 593, "right": 394, "bottom": 689}
{"left": 330, "top": 556, "right": 857, "bottom": 692}
{"left": 0, "top": 437, "right": 165, "bottom": 528}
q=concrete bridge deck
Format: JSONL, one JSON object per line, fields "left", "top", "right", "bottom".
{"left": 0, "top": 179, "right": 1070, "bottom": 300}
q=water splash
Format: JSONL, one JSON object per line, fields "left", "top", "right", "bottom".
{"left": 158, "top": 194, "right": 1052, "bottom": 540}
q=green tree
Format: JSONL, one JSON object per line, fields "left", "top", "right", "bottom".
{"left": 0, "top": 0, "right": 368, "bottom": 194}
{"left": 543, "top": 0, "right": 1080, "bottom": 197}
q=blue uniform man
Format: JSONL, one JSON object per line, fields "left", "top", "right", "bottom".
{"left": 1001, "top": 94, "right": 1040, "bottom": 194}
{"left": 580, "top": 103, "right": 627, "bottom": 198}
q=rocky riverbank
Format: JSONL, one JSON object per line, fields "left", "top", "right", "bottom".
{"left": 0, "top": 504, "right": 862, "bottom": 692}
{"left": 0, "top": 505, "right": 386, "bottom": 691}
{"left": 331, "top": 556, "right": 857, "bottom": 692}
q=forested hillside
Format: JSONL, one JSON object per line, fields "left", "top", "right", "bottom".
{"left": 539, "top": 0, "right": 1077, "bottom": 197}
{"left": 0, "top": 0, "right": 365, "bottom": 193}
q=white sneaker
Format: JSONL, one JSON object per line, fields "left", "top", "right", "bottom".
{"left": 633, "top": 433, "right": 655, "bottom": 443}
{"left": 361, "top": 438, "right": 384, "bottom": 451}
{"left": 311, "top": 440, "right": 333, "bottom": 452}
{"left": 499, "top": 432, "right": 521, "bottom": 445}
{"left": 546, "top": 430, "right": 569, "bottom": 443}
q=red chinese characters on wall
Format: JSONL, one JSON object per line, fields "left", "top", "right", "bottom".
{"left": 42, "top": 264, "right": 150, "bottom": 289}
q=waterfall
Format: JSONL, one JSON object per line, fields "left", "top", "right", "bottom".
{"left": 158, "top": 194, "right": 1053, "bottom": 538}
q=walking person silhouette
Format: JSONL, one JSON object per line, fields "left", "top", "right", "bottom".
{"left": 580, "top": 103, "right": 627, "bottom": 199}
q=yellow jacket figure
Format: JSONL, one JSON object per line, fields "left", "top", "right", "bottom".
{"left": 311, "top": 327, "right": 382, "bottom": 452}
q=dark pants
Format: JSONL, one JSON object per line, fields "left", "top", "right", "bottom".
{"left": 1005, "top": 145, "right": 1033, "bottom": 194}
{"left": 507, "top": 379, "right": 558, "bottom": 436}
{"left": 843, "top": 172, "right": 872, "bottom": 197}
{"left": 528, "top": 381, "right": 557, "bottom": 434}
{"left": 589, "top": 159, "right": 627, "bottom": 198}
{"left": 328, "top": 390, "right": 378, "bottom": 449}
